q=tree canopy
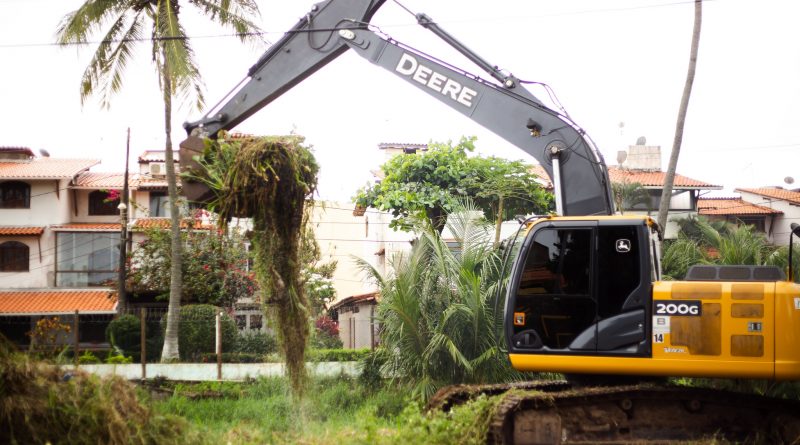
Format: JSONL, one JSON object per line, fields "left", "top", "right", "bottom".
{"left": 354, "top": 136, "right": 552, "bottom": 234}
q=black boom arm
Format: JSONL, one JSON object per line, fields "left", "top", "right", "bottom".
{"left": 181, "top": 0, "right": 614, "bottom": 216}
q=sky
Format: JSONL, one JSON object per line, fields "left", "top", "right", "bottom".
{"left": 0, "top": 0, "right": 798, "bottom": 202}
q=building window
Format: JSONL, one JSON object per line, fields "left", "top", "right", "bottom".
{"left": 249, "top": 314, "right": 263, "bottom": 330}
{"left": 149, "top": 192, "right": 170, "bottom": 217}
{"left": 88, "top": 190, "right": 119, "bottom": 216}
{"left": 56, "top": 232, "right": 119, "bottom": 286}
{"left": 0, "top": 181, "right": 31, "bottom": 208}
{"left": 0, "top": 241, "right": 29, "bottom": 271}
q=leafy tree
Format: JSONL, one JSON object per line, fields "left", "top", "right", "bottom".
{"left": 128, "top": 224, "right": 257, "bottom": 309}
{"left": 356, "top": 202, "right": 520, "bottom": 401}
{"left": 464, "top": 156, "right": 552, "bottom": 244}
{"left": 611, "top": 180, "right": 650, "bottom": 214}
{"left": 56, "top": 0, "right": 263, "bottom": 362}
{"left": 354, "top": 136, "right": 551, "bottom": 234}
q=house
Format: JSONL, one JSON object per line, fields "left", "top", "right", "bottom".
{"left": 609, "top": 144, "right": 721, "bottom": 239}
{"left": 329, "top": 291, "right": 379, "bottom": 349}
{"left": 733, "top": 187, "right": 800, "bottom": 244}
{"left": 0, "top": 146, "right": 120, "bottom": 349}
{"left": 698, "top": 197, "right": 783, "bottom": 237}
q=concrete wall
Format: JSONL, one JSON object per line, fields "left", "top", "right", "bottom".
{"left": 73, "top": 361, "right": 359, "bottom": 381}
{"left": 311, "top": 201, "right": 412, "bottom": 301}
{"left": 0, "top": 179, "right": 72, "bottom": 288}
{"left": 337, "top": 302, "right": 377, "bottom": 349}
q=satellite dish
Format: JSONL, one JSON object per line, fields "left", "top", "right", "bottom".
{"left": 39, "top": 149, "right": 50, "bottom": 157}
{"left": 785, "top": 176, "right": 795, "bottom": 185}
{"left": 635, "top": 136, "right": 647, "bottom": 145}
{"left": 616, "top": 151, "right": 628, "bottom": 165}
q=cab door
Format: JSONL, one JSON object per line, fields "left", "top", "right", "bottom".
{"left": 507, "top": 220, "right": 650, "bottom": 356}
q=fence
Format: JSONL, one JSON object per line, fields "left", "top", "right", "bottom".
{"left": 0, "top": 305, "right": 376, "bottom": 381}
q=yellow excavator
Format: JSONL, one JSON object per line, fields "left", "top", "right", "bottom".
{"left": 180, "top": 1, "right": 800, "bottom": 442}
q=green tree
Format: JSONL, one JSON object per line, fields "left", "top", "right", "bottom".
{"left": 128, "top": 224, "right": 256, "bottom": 308}
{"left": 611, "top": 180, "right": 650, "bottom": 214}
{"left": 356, "top": 203, "right": 520, "bottom": 401}
{"left": 56, "top": 0, "right": 262, "bottom": 362}
{"left": 354, "top": 136, "right": 551, "bottom": 234}
{"left": 465, "top": 156, "right": 552, "bottom": 244}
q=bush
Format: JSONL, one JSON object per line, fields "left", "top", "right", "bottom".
{"left": 199, "top": 352, "right": 263, "bottom": 363}
{"left": 161, "top": 305, "right": 237, "bottom": 362}
{"left": 359, "top": 347, "right": 389, "bottom": 391}
{"left": 105, "top": 353, "right": 133, "bottom": 364}
{"left": 310, "top": 329, "right": 343, "bottom": 349}
{"left": 106, "top": 315, "right": 139, "bottom": 354}
{"left": 78, "top": 351, "right": 101, "bottom": 364}
{"left": 235, "top": 330, "right": 277, "bottom": 355}
{"left": 106, "top": 314, "right": 163, "bottom": 362}
{"left": 308, "top": 348, "right": 370, "bottom": 362}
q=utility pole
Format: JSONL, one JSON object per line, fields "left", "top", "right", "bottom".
{"left": 117, "top": 129, "right": 131, "bottom": 312}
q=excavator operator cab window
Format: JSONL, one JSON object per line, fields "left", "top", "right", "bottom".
{"left": 510, "top": 221, "right": 649, "bottom": 356}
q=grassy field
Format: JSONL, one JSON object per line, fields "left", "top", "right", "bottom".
{"left": 148, "top": 376, "right": 500, "bottom": 444}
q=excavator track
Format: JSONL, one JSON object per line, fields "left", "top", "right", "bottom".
{"left": 429, "top": 381, "right": 800, "bottom": 444}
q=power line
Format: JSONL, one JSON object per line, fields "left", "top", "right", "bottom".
{"left": 0, "top": 0, "right": 714, "bottom": 49}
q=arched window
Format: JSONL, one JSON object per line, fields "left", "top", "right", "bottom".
{"left": 0, "top": 241, "right": 29, "bottom": 271}
{"left": 88, "top": 190, "right": 119, "bottom": 216}
{"left": 0, "top": 181, "right": 31, "bottom": 208}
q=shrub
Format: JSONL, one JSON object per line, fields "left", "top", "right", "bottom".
{"left": 359, "top": 347, "right": 389, "bottom": 391}
{"left": 78, "top": 351, "right": 101, "bottom": 364}
{"left": 199, "top": 352, "right": 263, "bottom": 363}
{"left": 308, "top": 348, "right": 370, "bottom": 362}
{"left": 310, "top": 329, "right": 343, "bottom": 350}
{"left": 235, "top": 330, "right": 277, "bottom": 355}
{"left": 105, "top": 353, "right": 133, "bottom": 364}
{"left": 106, "top": 314, "right": 139, "bottom": 353}
{"left": 106, "top": 314, "right": 163, "bottom": 362}
{"left": 161, "top": 305, "right": 237, "bottom": 362}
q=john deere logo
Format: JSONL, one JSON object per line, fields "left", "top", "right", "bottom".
{"left": 616, "top": 239, "right": 631, "bottom": 253}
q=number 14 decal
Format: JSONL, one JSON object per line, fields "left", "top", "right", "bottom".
{"left": 653, "top": 333, "right": 664, "bottom": 343}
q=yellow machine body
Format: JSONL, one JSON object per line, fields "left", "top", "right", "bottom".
{"left": 506, "top": 216, "right": 800, "bottom": 380}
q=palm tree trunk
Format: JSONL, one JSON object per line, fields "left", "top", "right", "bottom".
{"left": 161, "top": 57, "right": 183, "bottom": 362}
{"left": 656, "top": 0, "right": 702, "bottom": 236}
{"left": 494, "top": 197, "right": 504, "bottom": 246}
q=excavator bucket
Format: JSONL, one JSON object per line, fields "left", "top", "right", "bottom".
{"left": 178, "top": 135, "right": 215, "bottom": 205}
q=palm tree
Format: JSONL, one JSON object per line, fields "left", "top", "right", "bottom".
{"left": 657, "top": 0, "right": 703, "bottom": 234}
{"left": 357, "top": 202, "right": 520, "bottom": 401}
{"left": 56, "top": 0, "right": 262, "bottom": 361}
{"left": 611, "top": 181, "right": 650, "bottom": 214}
{"left": 662, "top": 216, "right": 790, "bottom": 280}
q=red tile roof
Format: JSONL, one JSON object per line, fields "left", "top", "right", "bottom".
{"left": 0, "top": 226, "right": 45, "bottom": 236}
{"left": 0, "top": 147, "right": 35, "bottom": 157}
{"left": 698, "top": 198, "right": 783, "bottom": 216}
{"left": 136, "top": 177, "right": 170, "bottom": 189}
{"left": 330, "top": 291, "right": 379, "bottom": 310}
{"left": 52, "top": 223, "right": 121, "bottom": 231}
{"left": 132, "top": 218, "right": 215, "bottom": 231}
{"left": 735, "top": 187, "right": 800, "bottom": 206}
{"left": 0, "top": 289, "right": 117, "bottom": 315}
{"left": 137, "top": 150, "right": 179, "bottom": 163}
{"left": 0, "top": 158, "right": 99, "bottom": 179}
{"left": 608, "top": 167, "right": 721, "bottom": 189}
{"left": 73, "top": 172, "right": 139, "bottom": 189}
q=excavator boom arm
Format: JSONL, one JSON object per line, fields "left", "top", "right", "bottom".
{"left": 182, "top": 0, "right": 614, "bottom": 216}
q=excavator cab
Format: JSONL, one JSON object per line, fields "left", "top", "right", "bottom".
{"left": 506, "top": 216, "right": 655, "bottom": 358}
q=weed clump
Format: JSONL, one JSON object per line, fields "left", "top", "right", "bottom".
{"left": 0, "top": 337, "right": 193, "bottom": 444}
{"left": 190, "top": 135, "right": 319, "bottom": 399}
